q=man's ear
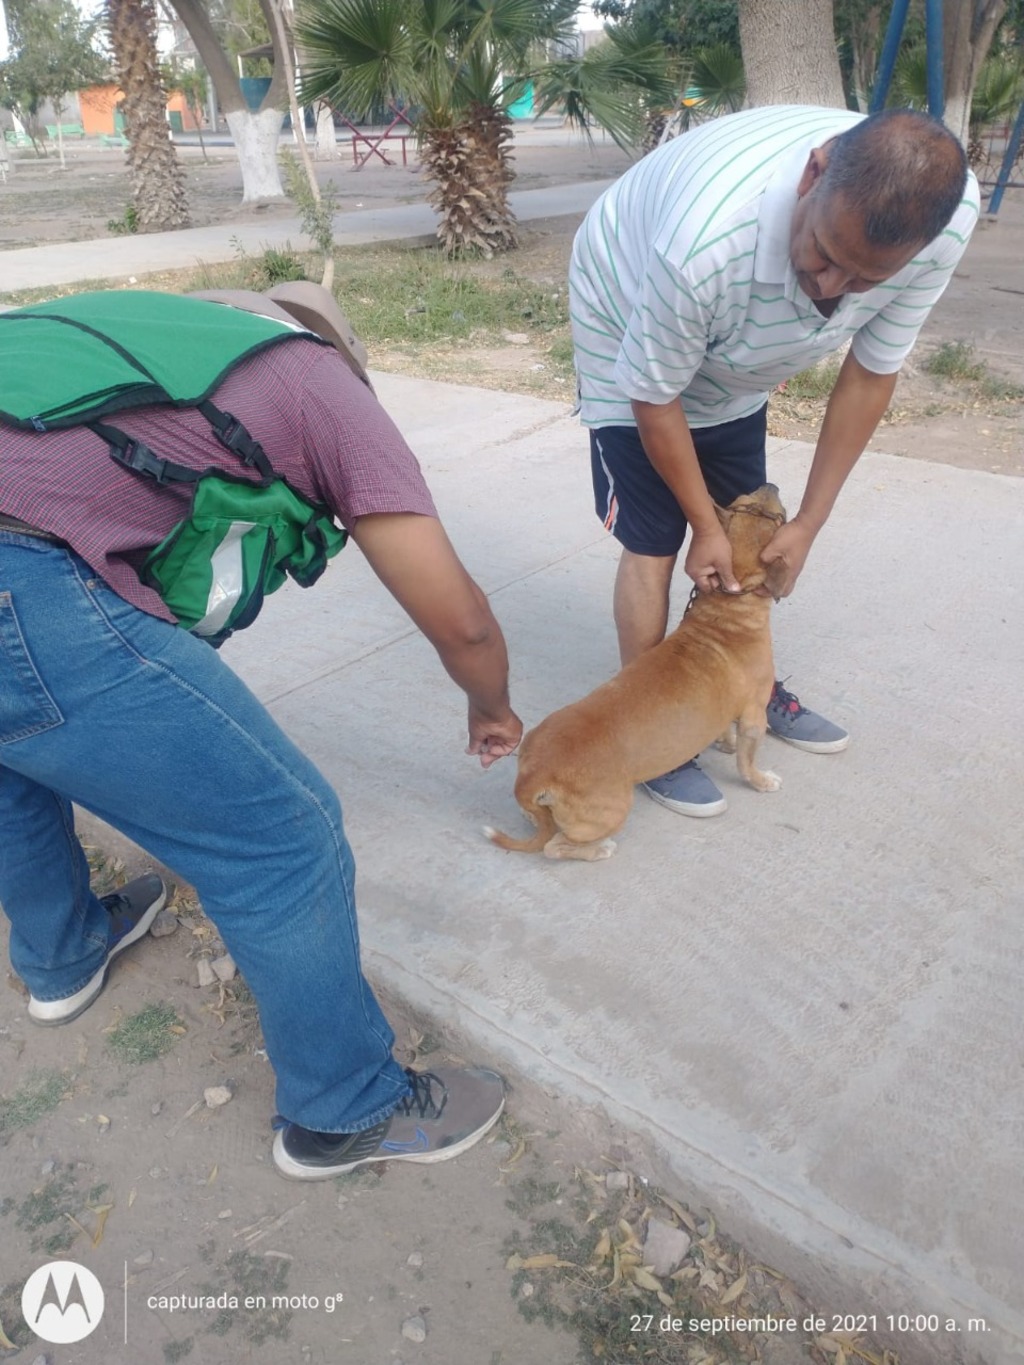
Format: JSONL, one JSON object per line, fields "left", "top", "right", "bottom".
{"left": 796, "top": 144, "right": 830, "bottom": 199}
{"left": 714, "top": 502, "right": 731, "bottom": 529}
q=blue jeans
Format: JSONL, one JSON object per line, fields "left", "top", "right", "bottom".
{"left": 0, "top": 530, "right": 411, "bottom": 1133}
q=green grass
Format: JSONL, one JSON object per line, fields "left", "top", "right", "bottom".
{"left": 331, "top": 247, "right": 569, "bottom": 348}
{"left": 105, "top": 1001, "right": 182, "bottom": 1065}
{"left": 12, "top": 1166, "right": 81, "bottom": 1255}
{"left": 0, "top": 1069, "right": 71, "bottom": 1136}
{"left": 2, "top": 242, "right": 569, "bottom": 352}
{"left": 923, "top": 339, "right": 1024, "bottom": 399}
{"left": 781, "top": 356, "right": 842, "bottom": 400}
{"left": 924, "top": 339, "right": 989, "bottom": 382}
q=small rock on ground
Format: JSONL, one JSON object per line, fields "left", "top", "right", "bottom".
{"left": 642, "top": 1217, "right": 692, "bottom": 1276}
{"left": 401, "top": 1314, "right": 427, "bottom": 1342}
{"left": 204, "top": 1085, "right": 233, "bottom": 1108}
{"left": 211, "top": 953, "right": 237, "bottom": 982}
{"left": 149, "top": 910, "right": 180, "bottom": 938}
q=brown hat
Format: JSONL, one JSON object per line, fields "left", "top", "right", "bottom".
{"left": 188, "top": 281, "right": 373, "bottom": 392}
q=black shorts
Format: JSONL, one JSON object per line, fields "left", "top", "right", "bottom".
{"left": 590, "top": 404, "right": 768, "bottom": 556}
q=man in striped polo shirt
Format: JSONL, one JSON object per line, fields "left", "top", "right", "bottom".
{"left": 569, "top": 104, "right": 978, "bottom": 817}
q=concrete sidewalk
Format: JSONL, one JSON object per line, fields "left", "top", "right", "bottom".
{"left": 219, "top": 374, "right": 1021, "bottom": 1363}
{"left": 0, "top": 180, "right": 612, "bottom": 293}
{"left": 3, "top": 208, "right": 1022, "bottom": 1362}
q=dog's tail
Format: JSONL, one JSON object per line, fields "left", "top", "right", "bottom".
{"left": 483, "top": 799, "right": 558, "bottom": 854}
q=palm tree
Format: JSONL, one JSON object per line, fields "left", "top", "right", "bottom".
{"left": 893, "top": 43, "right": 1024, "bottom": 167}
{"left": 106, "top": 0, "right": 190, "bottom": 230}
{"left": 296, "top": 0, "right": 672, "bottom": 257}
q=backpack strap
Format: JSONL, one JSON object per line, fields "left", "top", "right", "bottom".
{"left": 89, "top": 419, "right": 202, "bottom": 486}
{"left": 90, "top": 401, "right": 274, "bottom": 487}
{"left": 196, "top": 400, "right": 274, "bottom": 478}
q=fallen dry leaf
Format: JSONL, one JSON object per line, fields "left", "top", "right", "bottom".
{"left": 720, "top": 1271, "right": 747, "bottom": 1305}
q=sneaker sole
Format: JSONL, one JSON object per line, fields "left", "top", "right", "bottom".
{"left": 769, "top": 731, "right": 850, "bottom": 754}
{"left": 27, "top": 883, "right": 168, "bottom": 1027}
{"left": 642, "top": 784, "right": 727, "bottom": 818}
{"left": 271, "top": 1095, "right": 506, "bottom": 1181}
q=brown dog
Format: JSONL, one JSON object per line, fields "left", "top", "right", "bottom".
{"left": 484, "top": 484, "right": 787, "bottom": 860}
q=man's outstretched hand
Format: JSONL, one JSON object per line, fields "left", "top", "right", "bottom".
{"left": 466, "top": 707, "right": 524, "bottom": 768}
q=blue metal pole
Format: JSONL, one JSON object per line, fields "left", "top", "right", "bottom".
{"left": 925, "top": 0, "right": 945, "bottom": 119}
{"left": 988, "top": 99, "right": 1024, "bottom": 215}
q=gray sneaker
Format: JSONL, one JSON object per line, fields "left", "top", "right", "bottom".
{"left": 766, "top": 680, "right": 849, "bottom": 753}
{"left": 272, "top": 1066, "right": 506, "bottom": 1181}
{"left": 28, "top": 874, "right": 168, "bottom": 1026}
{"left": 642, "top": 759, "right": 726, "bottom": 818}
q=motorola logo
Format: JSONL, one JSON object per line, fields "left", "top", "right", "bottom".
{"left": 21, "top": 1261, "right": 105, "bottom": 1344}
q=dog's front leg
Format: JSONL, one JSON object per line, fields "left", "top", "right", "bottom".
{"left": 734, "top": 707, "right": 781, "bottom": 793}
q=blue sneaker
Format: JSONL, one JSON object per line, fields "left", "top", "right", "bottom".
{"left": 272, "top": 1066, "right": 506, "bottom": 1181}
{"left": 642, "top": 759, "right": 726, "bottom": 818}
{"left": 767, "top": 680, "right": 849, "bottom": 753}
{"left": 28, "top": 874, "right": 168, "bottom": 1026}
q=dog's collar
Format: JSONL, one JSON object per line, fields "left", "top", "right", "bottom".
{"left": 729, "top": 505, "right": 786, "bottom": 527}
{"left": 684, "top": 582, "right": 774, "bottom": 616}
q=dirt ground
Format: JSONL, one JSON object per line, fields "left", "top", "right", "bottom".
{"left": 1, "top": 127, "right": 1020, "bottom": 1365}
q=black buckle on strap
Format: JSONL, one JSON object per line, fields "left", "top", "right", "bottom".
{"left": 206, "top": 408, "right": 266, "bottom": 468}
{"left": 112, "top": 439, "right": 176, "bottom": 485}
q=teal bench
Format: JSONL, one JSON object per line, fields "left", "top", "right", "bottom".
{"left": 101, "top": 133, "right": 129, "bottom": 148}
{"left": 45, "top": 123, "right": 86, "bottom": 139}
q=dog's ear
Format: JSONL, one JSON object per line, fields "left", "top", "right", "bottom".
{"left": 713, "top": 502, "right": 732, "bottom": 529}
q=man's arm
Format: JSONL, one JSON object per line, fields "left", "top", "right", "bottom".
{"left": 350, "top": 512, "right": 522, "bottom": 767}
{"left": 631, "top": 398, "right": 741, "bottom": 593}
{"left": 761, "top": 352, "right": 898, "bottom": 598}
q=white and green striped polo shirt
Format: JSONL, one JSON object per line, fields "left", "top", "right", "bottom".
{"left": 569, "top": 104, "right": 980, "bottom": 429}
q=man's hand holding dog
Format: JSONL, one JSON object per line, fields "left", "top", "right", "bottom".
{"left": 686, "top": 525, "right": 741, "bottom": 596}
{"left": 759, "top": 516, "right": 817, "bottom": 598}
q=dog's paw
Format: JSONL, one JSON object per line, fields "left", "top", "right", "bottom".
{"left": 752, "top": 770, "right": 782, "bottom": 792}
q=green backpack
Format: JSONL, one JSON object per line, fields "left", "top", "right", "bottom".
{"left": 0, "top": 288, "right": 361, "bottom": 643}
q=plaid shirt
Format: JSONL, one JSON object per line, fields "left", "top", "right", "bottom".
{"left": 0, "top": 338, "right": 436, "bottom": 623}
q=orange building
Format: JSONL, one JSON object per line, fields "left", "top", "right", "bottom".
{"left": 79, "top": 83, "right": 201, "bottom": 136}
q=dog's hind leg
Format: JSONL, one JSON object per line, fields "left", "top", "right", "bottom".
{"left": 733, "top": 705, "right": 781, "bottom": 793}
{"left": 542, "top": 832, "right": 617, "bottom": 861}
{"left": 484, "top": 801, "right": 558, "bottom": 853}
{"left": 715, "top": 721, "right": 738, "bottom": 754}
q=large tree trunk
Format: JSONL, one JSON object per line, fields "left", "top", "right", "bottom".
{"left": 224, "top": 106, "right": 289, "bottom": 200}
{"left": 168, "top": 0, "right": 289, "bottom": 202}
{"left": 107, "top": 0, "right": 190, "bottom": 231}
{"left": 943, "top": 0, "right": 1008, "bottom": 144}
{"left": 738, "top": 0, "right": 846, "bottom": 109}
{"left": 846, "top": 3, "right": 885, "bottom": 112}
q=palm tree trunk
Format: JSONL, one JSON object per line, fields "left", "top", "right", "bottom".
{"left": 422, "top": 107, "right": 518, "bottom": 258}
{"left": 107, "top": 0, "right": 190, "bottom": 231}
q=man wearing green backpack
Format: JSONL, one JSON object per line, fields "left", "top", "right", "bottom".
{"left": 0, "top": 286, "right": 522, "bottom": 1179}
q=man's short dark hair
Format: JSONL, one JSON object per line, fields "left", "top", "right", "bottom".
{"left": 820, "top": 109, "right": 968, "bottom": 247}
